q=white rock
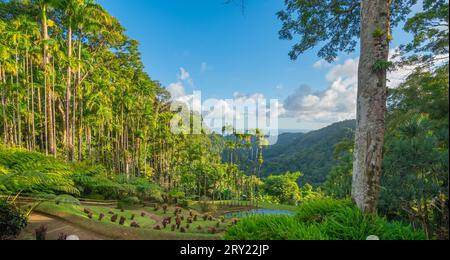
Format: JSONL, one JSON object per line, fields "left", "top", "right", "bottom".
{"left": 66, "top": 235, "right": 80, "bottom": 241}
{"left": 366, "top": 235, "right": 380, "bottom": 240}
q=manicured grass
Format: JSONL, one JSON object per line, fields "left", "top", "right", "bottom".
{"left": 146, "top": 204, "right": 230, "bottom": 234}
{"left": 34, "top": 202, "right": 221, "bottom": 240}
{"left": 38, "top": 203, "right": 154, "bottom": 228}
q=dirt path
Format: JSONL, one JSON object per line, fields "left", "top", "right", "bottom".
{"left": 21, "top": 213, "right": 110, "bottom": 240}
{"left": 141, "top": 210, "right": 165, "bottom": 227}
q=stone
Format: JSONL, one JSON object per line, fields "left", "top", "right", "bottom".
{"left": 66, "top": 235, "right": 80, "bottom": 241}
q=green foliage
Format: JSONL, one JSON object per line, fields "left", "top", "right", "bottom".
{"left": 382, "top": 65, "right": 449, "bottom": 239}
{"left": 262, "top": 120, "right": 355, "bottom": 186}
{"left": 225, "top": 216, "right": 328, "bottom": 240}
{"left": 226, "top": 198, "right": 426, "bottom": 240}
{"left": 0, "top": 147, "right": 79, "bottom": 196}
{"left": 372, "top": 60, "right": 394, "bottom": 73}
{"left": 263, "top": 172, "right": 302, "bottom": 205}
{"left": 198, "top": 197, "right": 218, "bottom": 213}
{"left": 401, "top": 0, "right": 449, "bottom": 65}
{"left": 323, "top": 138, "right": 354, "bottom": 199}
{"left": 118, "top": 196, "right": 141, "bottom": 209}
{"left": 0, "top": 200, "right": 27, "bottom": 240}
{"left": 54, "top": 195, "right": 80, "bottom": 206}
{"left": 372, "top": 27, "right": 386, "bottom": 38}
{"left": 296, "top": 198, "right": 352, "bottom": 223}
{"left": 277, "top": 0, "right": 416, "bottom": 61}
{"left": 71, "top": 162, "right": 164, "bottom": 201}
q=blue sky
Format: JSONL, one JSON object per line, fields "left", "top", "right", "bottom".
{"left": 98, "top": 0, "right": 416, "bottom": 131}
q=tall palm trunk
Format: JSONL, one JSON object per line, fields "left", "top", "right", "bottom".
{"left": 30, "top": 56, "right": 36, "bottom": 150}
{"left": 352, "top": 0, "right": 391, "bottom": 214}
{"left": 1, "top": 65, "right": 7, "bottom": 145}
{"left": 77, "top": 38, "right": 83, "bottom": 161}
{"left": 42, "top": 5, "right": 55, "bottom": 155}
{"left": 25, "top": 50, "right": 31, "bottom": 150}
{"left": 66, "top": 22, "right": 73, "bottom": 161}
{"left": 15, "top": 46, "right": 21, "bottom": 147}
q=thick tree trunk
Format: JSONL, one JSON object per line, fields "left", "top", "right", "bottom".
{"left": 352, "top": 0, "right": 391, "bottom": 214}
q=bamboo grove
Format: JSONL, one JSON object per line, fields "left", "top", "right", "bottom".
{"left": 0, "top": 0, "right": 269, "bottom": 201}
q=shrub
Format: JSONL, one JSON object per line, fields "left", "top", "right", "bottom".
{"left": 35, "top": 225, "right": 47, "bottom": 240}
{"left": 131, "top": 221, "right": 140, "bottom": 228}
{"left": 321, "top": 206, "right": 426, "bottom": 240}
{"left": 58, "top": 233, "right": 68, "bottom": 240}
{"left": 321, "top": 207, "right": 386, "bottom": 240}
{"left": 209, "top": 227, "right": 217, "bottom": 234}
{"left": 85, "top": 194, "right": 105, "bottom": 201}
{"left": 111, "top": 214, "right": 118, "bottom": 222}
{"left": 54, "top": 195, "right": 80, "bottom": 206}
{"left": 118, "top": 196, "right": 140, "bottom": 209}
{"left": 178, "top": 199, "right": 191, "bottom": 207}
{"left": 225, "top": 216, "right": 328, "bottom": 240}
{"left": 119, "top": 216, "right": 126, "bottom": 225}
{"left": 296, "top": 198, "right": 352, "bottom": 223}
{"left": 0, "top": 147, "right": 79, "bottom": 196}
{"left": 380, "top": 222, "right": 426, "bottom": 240}
{"left": 198, "top": 197, "right": 218, "bottom": 213}
{"left": 0, "top": 200, "right": 28, "bottom": 240}
{"left": 225, "top": 198, "right": 426, "bottom": 240}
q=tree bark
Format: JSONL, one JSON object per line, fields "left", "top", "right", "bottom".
{"left": 42, "top": 5, "right": 55, "bottom": 155}
{"left": 1, "top": 65, "right": 7, "bottom": 145}
{"left": 352, "top": 0, "right": 391, "bottom": 214}
{"left": 66, "top": 23, "right": 74, "bottom": 161}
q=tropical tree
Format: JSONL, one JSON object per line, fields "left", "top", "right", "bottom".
{"left": 277, "top": 0, "right": 420, "bottom": 213}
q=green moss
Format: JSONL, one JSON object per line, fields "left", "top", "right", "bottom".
{"left": 372, "top": 60, "right": 394, "bottom": 73}
{"left": 373, "top": 28, "right": 385, "bottom": 38}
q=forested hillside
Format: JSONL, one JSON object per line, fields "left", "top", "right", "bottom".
{"left": 261, "top": 120, "right": 355, "bottom": 186}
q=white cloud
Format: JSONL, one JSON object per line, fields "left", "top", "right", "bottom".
{"left": 313, "top": 58, "right": 340, "bottom": 70}
{"left": 178, "top": 67, "right": 193, "bottom": 86}
{"left": 387, "top": 48, "right": 416, "bottom": 88}
{"left": 283, "top": 58, "right": 358, "bottom": 125}
{"left": 167, "top": 82, "right": 186, "bottom": 100}
{"left": 281, "top": 50, "right": 421, "bottom": 126}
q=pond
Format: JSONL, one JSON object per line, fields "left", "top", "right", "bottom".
{"left": 224, "top": 209, "right": 295, "bottom": 218}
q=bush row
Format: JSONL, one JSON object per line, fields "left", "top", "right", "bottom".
{"left": 225, "top": 198, "right": 426, "bottom": 240}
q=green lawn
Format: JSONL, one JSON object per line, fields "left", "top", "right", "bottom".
{"left": 27, "top": 200, "right": 300, "bottom": 240}
{"left": 145, "top": 204, "right": 230, "bottom": 234}
{"left": 33, "top": 202, "right": 225, "bottom": 239}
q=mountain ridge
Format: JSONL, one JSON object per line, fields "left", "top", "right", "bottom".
{"left": 261, "top": 120, "right": 356, "bottom": 186}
